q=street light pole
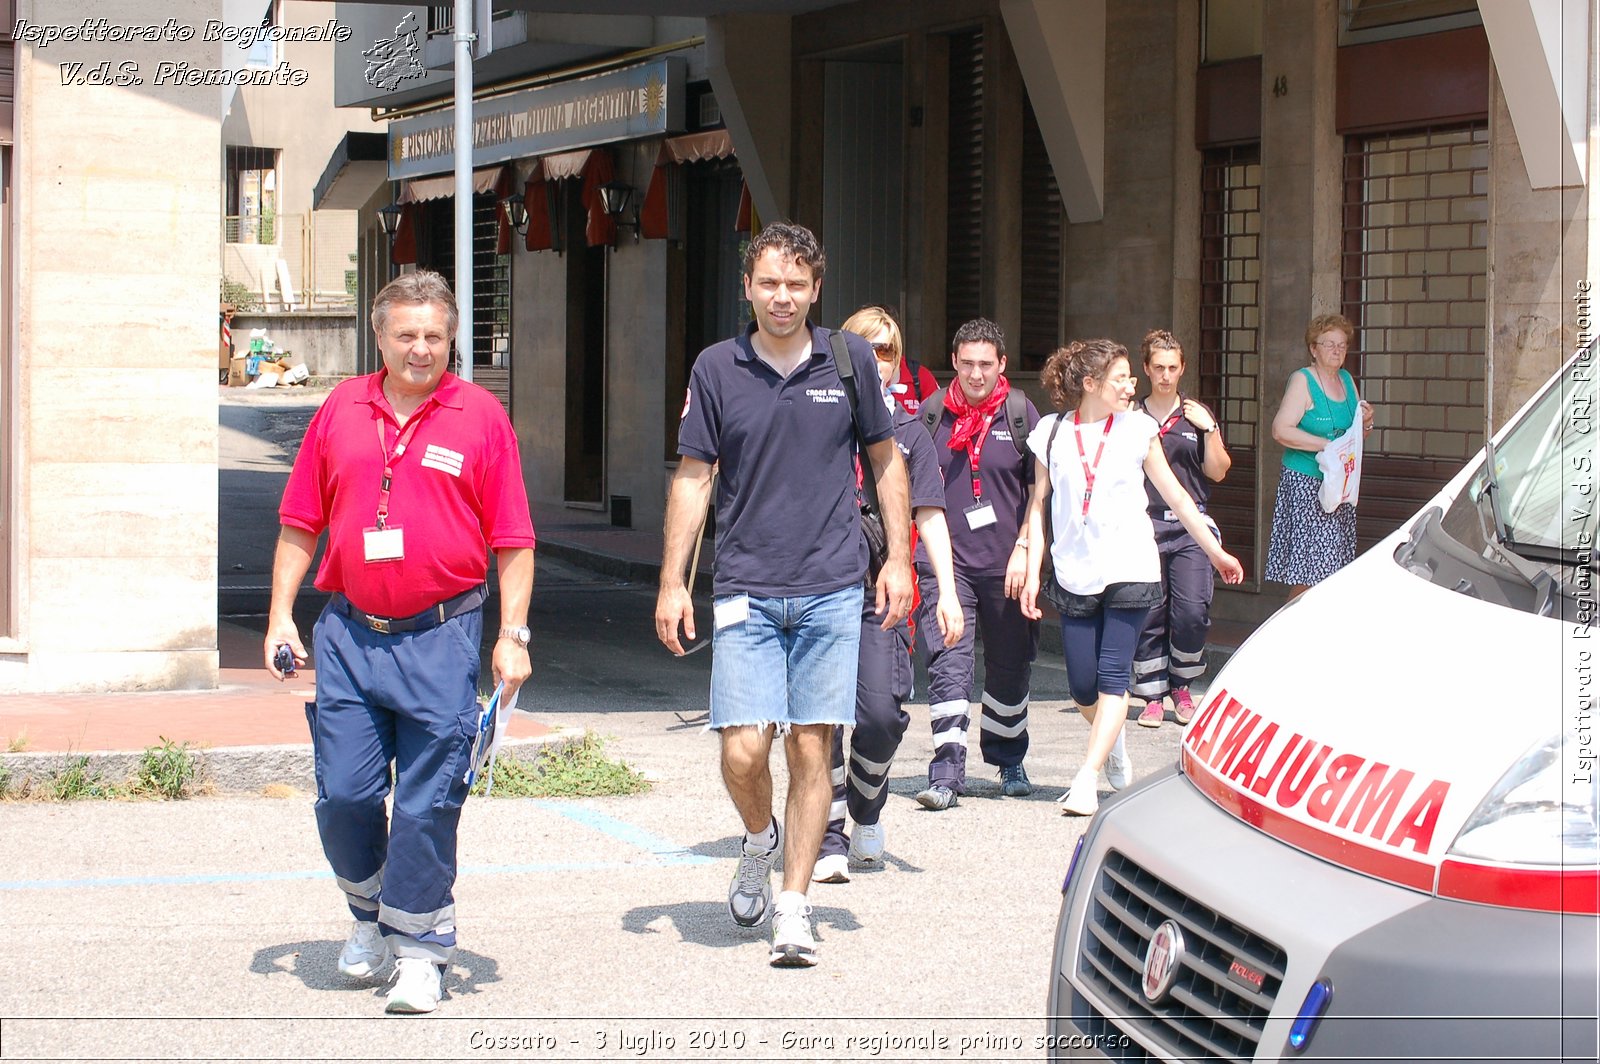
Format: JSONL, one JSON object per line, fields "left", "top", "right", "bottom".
{"left": 453, "top": 0, "right": 474, "bottom": 383}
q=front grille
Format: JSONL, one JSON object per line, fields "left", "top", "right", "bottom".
{"left": 1078, "top": 850, "right": 1287, "bottom": 1063}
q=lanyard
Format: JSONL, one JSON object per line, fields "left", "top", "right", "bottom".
{"left": 374, "top": 410, "right": 427, "bottom": 530}
{"left": 966, "top": 411, "right": 999, "bottom": 500}
{"left": 1146, "top": 397, "right": 1184, "bottom": 438}
{"left": 1073, "top": 411, "right": 1115, "bottom": 520}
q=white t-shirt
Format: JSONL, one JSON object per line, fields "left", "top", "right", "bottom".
{"left": 1028, "top": 409, "right": 1161, "bottom": 595}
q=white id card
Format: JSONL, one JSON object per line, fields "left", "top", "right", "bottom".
{"left": 713, "top": 594, "right": 750, "bottom": 630}
{"left": 363, "top": 526, "right": 405, "bottom": 562}
{"left": 964, "top": 502, "right": 997, "bottom": 530}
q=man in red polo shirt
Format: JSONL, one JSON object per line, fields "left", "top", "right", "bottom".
{"left": 265, "top": 270, "right": 535, "bottom": 1015}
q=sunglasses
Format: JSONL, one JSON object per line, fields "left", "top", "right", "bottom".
{"left": 870, "top": 341, "right": 897, "bottom": 360}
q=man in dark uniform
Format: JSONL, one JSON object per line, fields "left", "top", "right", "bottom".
{"left": 914, "top": 319, "right": 1041, "bottom": 808}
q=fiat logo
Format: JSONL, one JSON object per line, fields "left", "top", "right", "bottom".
{"left": 1141, "top": 919, "right": 1186, "bottom": 1003}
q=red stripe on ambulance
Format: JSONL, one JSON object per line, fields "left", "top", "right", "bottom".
{"left": 1183, "top": 688, "right": 1452, "bottom": 857}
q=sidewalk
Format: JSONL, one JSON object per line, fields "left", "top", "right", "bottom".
{"left": 0, "top": 500, "right": 1252, "bottom": 788}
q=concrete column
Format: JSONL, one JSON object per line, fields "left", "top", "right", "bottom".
{"left": 1255, "top": 0, "right": 1341, "bottom": 573}
{"left": 706, "top": 14, "right": 793, "bottom": 224}
{"left": 2, "top": 0, "right": 224, "bottom": 692}
{"left": 1484, "top": 71, "right": 1589, "bottom": 428}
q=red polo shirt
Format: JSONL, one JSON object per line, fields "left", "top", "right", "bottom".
{"left": 279, "top": 371, "right": 536, "bottom": 618}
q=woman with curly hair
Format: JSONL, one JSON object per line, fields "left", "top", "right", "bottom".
{"left": 1020, "top": 339, "right": 1243, "bottom": 815}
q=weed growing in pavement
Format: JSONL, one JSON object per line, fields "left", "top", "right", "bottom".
{"left": 0, "top": 763, "right": 13, "bottom": 799}
{"left": 471, "top": 733, "right": 649, "bottom": 799}
{"left": 129, "top": 737, "right": 205, "bottom": 800}
{"left": 5, "top": 729, "right": 28, "bottom": 753}
{"left": 46, "top": 756, "right": 127, "bottom": 801}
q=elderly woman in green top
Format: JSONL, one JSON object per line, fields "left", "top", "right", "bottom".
{"left": 1265, "top": 313, "right": 1375, "bottom": 598}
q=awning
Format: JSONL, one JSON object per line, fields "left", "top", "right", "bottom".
{"left": 523, "top": 148, "right": 617, "bottom": 252}
{"left": 312, "top": 131, "right": 389, "bottom": 210}
{"left": 641, "top": 129, "right": 741, "bottom": 240}
{"left": 399, "top": 165, "right": 508, "bottom": 204}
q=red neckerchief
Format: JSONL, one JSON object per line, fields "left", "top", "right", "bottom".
{"left": 946, "top": 376, "right": 1009, "bottom": 498}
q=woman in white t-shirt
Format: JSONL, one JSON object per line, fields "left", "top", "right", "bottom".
{"left": 1019, "top": 339, "right": 1243, "bottom": 815}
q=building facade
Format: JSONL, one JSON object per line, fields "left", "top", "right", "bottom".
{"left": 331, "top": 0, "right": 1591, "bottom": 628}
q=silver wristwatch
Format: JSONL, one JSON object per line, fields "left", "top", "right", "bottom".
{"left": 498, "top": 625, "right": 531, "bottom": 647}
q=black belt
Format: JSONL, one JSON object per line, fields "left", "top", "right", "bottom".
{"left": 1149, "top": 506, "right": 1205, "bottom": 522}
{"left": 331, "top": 585, "right": 486, "bottom": 635}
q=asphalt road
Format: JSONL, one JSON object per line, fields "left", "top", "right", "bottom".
{"left": 0, "top": 389, "right": 1192, "bottom": 1061}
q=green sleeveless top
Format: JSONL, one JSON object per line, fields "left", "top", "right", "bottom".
{"left": 1282, "top": 367, "right": 1357, "bottom": 479}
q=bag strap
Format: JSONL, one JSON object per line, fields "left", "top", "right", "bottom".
{"left": 829, "top": 330, "right": 882, "bottom": 517}
{"left": 918, "top": 385, "right": 947, "bottom": 442}
{"left": 1006, "top": 387, "right": 1029, "bottom": 458}
{"left": 905, "top": 357, "right": 926, "bottom": 400}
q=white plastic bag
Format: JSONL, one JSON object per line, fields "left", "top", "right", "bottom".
{"left": 1317, "top": 420, "right": 1363, "bottom": 512}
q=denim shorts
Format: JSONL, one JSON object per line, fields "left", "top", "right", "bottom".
{"left": 709, "top": 584, "right": 864, "bottom": 730}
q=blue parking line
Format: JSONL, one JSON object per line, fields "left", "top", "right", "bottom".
{"left": 0, "top": 801, "right": 711, "bottom": 891}
{"left": 533, "top": 799, "right": 714, "bottom": 866}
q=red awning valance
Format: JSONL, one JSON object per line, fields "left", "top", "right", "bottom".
{"left": 523, "top": 148, "right": 617, "bottom": 252}
{"left": 641, "top": 130, "right": 738, "bottom": 240}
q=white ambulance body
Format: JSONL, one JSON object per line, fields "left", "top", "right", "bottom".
{"left": 1047, "top": 348, "right": 1597, "bottom": 1063}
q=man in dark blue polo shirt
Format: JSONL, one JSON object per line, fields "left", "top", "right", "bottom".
{"left": 915, "top": 319, "right": 1042, "bottom": 809}
{"left": 655, "top": 222, "right": 913, "bottom": 969}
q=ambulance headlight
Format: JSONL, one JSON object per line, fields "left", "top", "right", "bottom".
{"left": 1449, "top": 733, "right": 1598, "bottom": 866}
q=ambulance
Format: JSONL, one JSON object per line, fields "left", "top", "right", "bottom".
{"left": 1046, "top": 346, "right": 1598, "bottom": 1063}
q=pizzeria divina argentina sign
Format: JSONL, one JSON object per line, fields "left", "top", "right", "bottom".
{"left": 388, "top": 57, "right": 686, "bottom": 180}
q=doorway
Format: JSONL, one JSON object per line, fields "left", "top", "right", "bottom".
{"left": 563, "top": 184, "right": 606, "bottom": 504}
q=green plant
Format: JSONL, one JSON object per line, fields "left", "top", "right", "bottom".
{"left": 472, "top": 733, "right": 649, "bottom": 799}
{"left": 260, "top": 206, "right": 276, "bottom": 244}
{"left": 0, "top": 763, "right": 13, "bottom": 799}
{"left": 46, "top": 756, "right": 125, "bottom": 801}
{"left": 130, "top": 737, "right": 203, "bottom": 800}
{"left": 220, "top": 278, "right": 261, "bottom": 312}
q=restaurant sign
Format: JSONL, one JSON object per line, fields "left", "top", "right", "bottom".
{"left": 388, "top": 57, "right": 685, "bottom": 180}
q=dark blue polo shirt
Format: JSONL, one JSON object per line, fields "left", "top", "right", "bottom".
{"left": 896, "top": 408, "right": 947, "bottom": 513}
{"left": 917, "top": 387, "right": 1041, "bottom": 576}
{"left": 1140, "top": 397, "right": 1214, "bottom": 516}
{"left": 679, "top": 323, "right": 894, "bottom": 597}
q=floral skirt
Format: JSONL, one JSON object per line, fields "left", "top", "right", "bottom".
{"left": 1264, "top": 468, "right": 1356, "bottom": 587}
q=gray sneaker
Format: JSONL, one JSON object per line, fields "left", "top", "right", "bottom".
{"left": 727, "top": 824, "right": 781, "bottom": 927}
{"left": 1000, "top": 763, "right": 1033, "bottom": 797}
{"left": 915, "top": 784, "right": 958, "bottom": 810}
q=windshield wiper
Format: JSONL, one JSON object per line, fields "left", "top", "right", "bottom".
{"left": 1475, "top": 439, "right": 1559, "bottom": 616}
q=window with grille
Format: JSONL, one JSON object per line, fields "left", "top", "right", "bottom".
{"left": 1341, "top": 123, "right": 1487, "bottom": 545}
{"left": 945, "top": 28, "right": 983, "bottom": 345}
{"left": 1198, "top": 144, "right": 1262, "bottom": 582}
{"left": 1019, "top": 92, "right": 1063, "bottom": 370}
{"left": 415, "top": 193, "right": 512, "bottom": 412}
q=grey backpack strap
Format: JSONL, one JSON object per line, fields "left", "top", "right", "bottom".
{"left": 919, "top": 386, "right": 946, "bottom": 439}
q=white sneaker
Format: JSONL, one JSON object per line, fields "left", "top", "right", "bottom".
{"left": 848, "top": 822, "right": 885, "bottom": 863}
{"left": 1106, "top": 743, "right": 1133, "bottom": 792}
{"left": 769, "top": 892, "right": 818, "bottom": 968}
{"left": 384, "top": 957, "right": 443, "bottom": 1014}
{"left": 1059, "top": 766, "right": 1100, "bottom": 816}
{"left": 812, "top": 853, "right": 850, "bottom": 883}
{"left": 337, "top": 920, "right": 388, "bottom": 978}
{"left": 727, "top": 823, "right": 781, "bottom": 926}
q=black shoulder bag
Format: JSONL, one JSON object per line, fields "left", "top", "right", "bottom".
{"left": 829, "top": 331, "right": 890, "bottom": 581}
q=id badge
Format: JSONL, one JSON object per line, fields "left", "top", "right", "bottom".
{"left": 964, "top": 501, "right": 997, "bottom": 530}
{"left": 713, "top": 594, "right": 750, "bottom": 630}
{"left": 363, "top": 526, "right": 405, "bottom": 562}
